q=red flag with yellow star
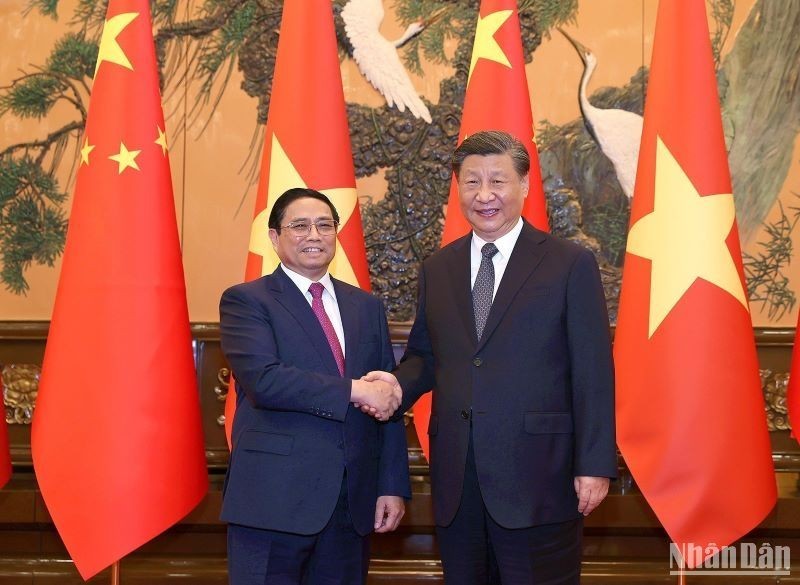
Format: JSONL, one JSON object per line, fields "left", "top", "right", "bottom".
{"left": 223, "top": 0, "right": 370, "bottom": 444}
{"left": 414, "top": 0, "right": 549, "bottom": 460}
{"left": 614, "top": 0, "right": 775, "bottom": 566}
{"left": 31, "top": 0, "right": 208, "bottom": 578}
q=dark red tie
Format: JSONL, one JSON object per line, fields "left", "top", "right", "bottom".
{"left": 309, "top": 282, "right": 345, "bottom": 376}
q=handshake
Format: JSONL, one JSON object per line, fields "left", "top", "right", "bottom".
{"left": 350, "top": 371, "right": 402, "bottom": 421}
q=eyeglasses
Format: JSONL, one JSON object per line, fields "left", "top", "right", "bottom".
{"left": 280, "top": 220, "right": 339, "bottom": 237}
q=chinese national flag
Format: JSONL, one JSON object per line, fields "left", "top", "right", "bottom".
{"left": 223, "top": 0, "right": 370, "bottom": 445}
{"left": 414, "top": 0, "right": 549, "bottom": 460}
{"left": 614, "top": 0, "right": 775, "bottom": 565}
{"left": 31, "top": 0, "right": 208, "bottom": 578}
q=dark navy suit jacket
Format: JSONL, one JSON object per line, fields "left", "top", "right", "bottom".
{"left": 219, "top": 266, "right": 410, "bottom": 536}
{"left": 396, "top": 222, "right": 616, "bottom": 529}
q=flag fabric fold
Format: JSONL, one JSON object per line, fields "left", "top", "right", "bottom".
{"left": 415, "top": 0, "right": 549, "bottom": 460}
{"left": 224, "top": 0, "right": 371, "bottom": 445}
{"left": 31, "top": 0, "right": 208, "bottom": 578}
{"left": 614, "top": 0, "right": 775, "bottom": 565}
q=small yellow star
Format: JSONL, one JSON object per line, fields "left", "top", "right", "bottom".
{"left": 155, "top": 126, "right": 168, "bottom": 156}
{"left": 626, "top": 136, "right": 747, "bottom": 338}
{"left": 94, "top": 12, "right": 139, "bottom": 78}
{"left": 468, "top": 10, "right": 513, "bottom": 85}
{"left": 80, "top": 137, "right": 95, "bottom": 166}
{"left": 109, "top": 142, "right": 141, "bottom": 174}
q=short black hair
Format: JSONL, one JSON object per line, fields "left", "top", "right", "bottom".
{"left": 451, "top": 130, "right": 530, "bottom": 178}
{"left": 268, "top": 187, "right": 340, "bottom": 232}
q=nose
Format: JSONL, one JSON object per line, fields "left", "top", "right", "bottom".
{"left": 475, "top": 184, "right": 495, "bottom": 203}
{"left": 305, "top": 225, "right": 323, "bottom": 239}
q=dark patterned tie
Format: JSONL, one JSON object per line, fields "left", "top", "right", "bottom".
{"left": 309, "top": 282, "right": 345, "bottom": 376}
{"left": 473, "top": 243, "right": 499, "bottom": 340}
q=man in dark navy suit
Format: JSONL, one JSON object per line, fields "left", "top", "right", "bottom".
{"left": 220, "top": 187, "right": 410, "bottom": 585}
{"left": 366, "top": 131, "right": 616, "bottom": 584}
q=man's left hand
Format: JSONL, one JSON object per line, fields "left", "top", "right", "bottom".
{"left": 574, "top": 476, "right": 609, "bottom": 516}
{"left": 374, "top": 495, "right": 405, "bottom": 533}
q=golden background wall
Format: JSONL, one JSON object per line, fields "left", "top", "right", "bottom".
{"left": 1, "top": 0, "right": 798, "bottom": 327}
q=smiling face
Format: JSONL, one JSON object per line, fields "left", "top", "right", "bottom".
{"left": 269, "top": 197, "right": 337, "bottom": 280}
{"left": 457, "top": 153, "right": 529, "bottom": 242}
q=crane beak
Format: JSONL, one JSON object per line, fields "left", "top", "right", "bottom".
{"left": 422, "top": 7, "right": 447, "bottom": 28}
{"left": 557, "top": 27, "right": 589, "bottom": 66}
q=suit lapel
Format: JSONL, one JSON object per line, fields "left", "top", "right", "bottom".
{"left": 270, "top": 267, "right": 342, "bottom": 377}
{"left": 446, "top": 235, "right": 479, "bottom": 347}
{"left": 332, "top": 278, "right": 359, "bottom": 379}
{"left": 477, "top": 223, "right": 547, "bottom": 352}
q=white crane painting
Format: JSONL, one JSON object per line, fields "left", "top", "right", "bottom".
{"left": 342, "top": 0, "right": 433, "bottom": 123}
{"left": 560, "top": 28, "right": 643, "bottom": 199}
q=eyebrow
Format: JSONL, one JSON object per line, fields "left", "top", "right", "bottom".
{"left": 286, "top": 216, "right": 334, "bottom": 223}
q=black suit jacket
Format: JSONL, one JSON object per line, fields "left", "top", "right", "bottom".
{"left": 396, "top": 222, "right": 616, "bottom": 529}
{"left": 219, "top": 266, "right": 410, "bottom": 536}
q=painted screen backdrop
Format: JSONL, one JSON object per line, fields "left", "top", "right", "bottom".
{"left": 0, "top": 0, "right": 797, "bottom": 328}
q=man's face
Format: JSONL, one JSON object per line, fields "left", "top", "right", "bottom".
{"left": 457, "top": 153, "right": 529, "bottom": 242}
{"left": 269, "top": 197, "right": 337, "bottom": 280}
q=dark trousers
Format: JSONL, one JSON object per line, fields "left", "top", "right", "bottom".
{"left": 227, "top": 478, "right": 369, "bottom": 585}
{"left": 436, "top": 436, "right": 582, "bottom": 585}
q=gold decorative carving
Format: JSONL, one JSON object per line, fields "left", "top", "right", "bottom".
{"left": 2, "top": 363, "right": 40, "bottom": 425}
{"left": 215, "top": 368, "right": 230, "bottom": 402}
{"left": 215, "top": 368, "right": 230, "bottom": 426}
{"left": 762, "top": 368, "right": 791, "bottom": 431}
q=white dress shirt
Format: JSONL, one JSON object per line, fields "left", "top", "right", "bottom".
{"left": 281, "top": 264, "right": 346, "bottom": 357}
{"left": 470, "top": 217, "right": 524, "bottom": 300}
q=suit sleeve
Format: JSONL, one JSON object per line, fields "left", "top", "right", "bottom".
{"left": 376, "top": 301, "right": 412, "bottom": 498}
{"left": 566, "top": 249, "right": 617, "bottom": 478}
{"left": 394, "top": 262, "right": 437, "bottom": 415}
{"left": 220, "top": 286, "right": 351, "bottom": 421}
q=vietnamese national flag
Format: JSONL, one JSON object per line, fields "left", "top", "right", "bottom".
{"left": 614, "top": 0, "right": 775, "bottom": 566}
{"left": 31, "top": 0, "right": 208, "bottom": 578}
{"left": 414, "top": 0, "right": 549, "bottom": 460}
{"left": 0, "top": 374, "right": 10, "bottom": 488}
{"left": 223, "top": 0, "right": 371, "bottom": 445}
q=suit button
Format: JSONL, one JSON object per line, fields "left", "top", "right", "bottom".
{"left": 473, "top": 357, "right": 483, "bottom": 367}
{"left": 460, "top": 410, "right": 470, "bottom": 420}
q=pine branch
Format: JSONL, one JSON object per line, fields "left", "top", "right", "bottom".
{"left": 0, "top": 120, "right": 83, "bottom": 160}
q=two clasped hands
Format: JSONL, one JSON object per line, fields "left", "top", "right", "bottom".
{"left": 350, "top": 371, "right": 402, "bottom": 421}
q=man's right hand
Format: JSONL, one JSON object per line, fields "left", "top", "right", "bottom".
{"left": 350, "top": 376, "right": 401, "bottom": 421}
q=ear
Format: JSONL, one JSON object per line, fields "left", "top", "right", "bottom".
{"left": 268, "top": 229, "right": 279, "bottom": 249}
{"left": 521, "top": 174, "right": 530, "bottom": 197}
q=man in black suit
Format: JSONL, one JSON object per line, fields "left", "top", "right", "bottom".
{"left": 220, "top": 187, "right": 410, "bottom": 585}
{"left": 366, "top": 131, "right": 616, "bottom": 584}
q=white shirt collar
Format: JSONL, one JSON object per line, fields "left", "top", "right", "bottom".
{"left": 471, "top": 217, "right": 524, "bottom": 259}
{"left": 281, "top": 264, "right": 337, "bottom": 299}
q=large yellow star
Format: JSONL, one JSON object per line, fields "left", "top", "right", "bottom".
{"left": 249, "top": 134, "right": 359, "bottom": 284}
{"left": 109, "top": 142, "right": 141, "bottom": 174}
{"left": 155, "top": 126, "right": 168, "bottom": 156}
{"left": 94, "top": 12, "right": 139, "bottom": 78}
{"left": 468, "top": 10, "right": 513, "bottom": 85}
{"left": 80, "top": 137, "right": 94, "bottom": 166}
{"left": 626, "top": 136, "right": 747, "bottom": 338}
